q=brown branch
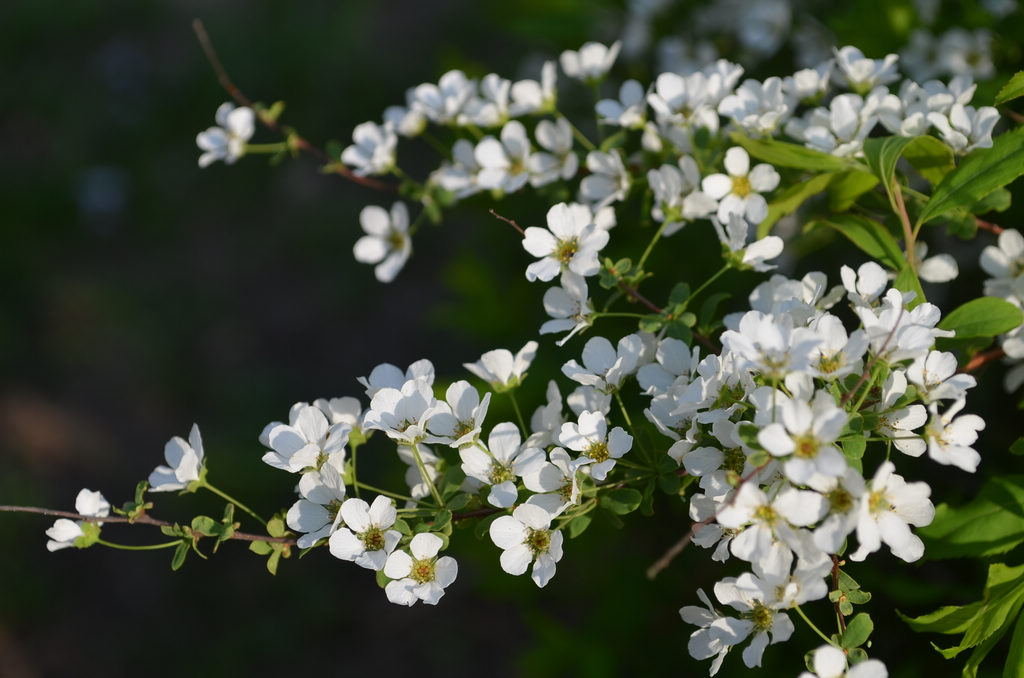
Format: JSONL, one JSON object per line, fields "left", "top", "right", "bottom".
{"left": 489, "top": 209, "right": 525, "bottom": 236}
{"left": 452, "top": 507, "right": 502, "bottom": 522}
{"left": 1004, "top": 108, "right": 1024, "bottom": 125}
{"left": 1, "top": 505, "right": 296, "bottom": 545}
{"left": 960, "top": 347, "right": 1006, "bottom": 373}
{"left": 617, "top": 280, "right": 662, "bottom": 314}
{"left": 192, "top": 19, "right": 393, "bottom": 192}
{"left": 645, "top": 462, "right": 768, "bottom": 580}
{"left": 975, "top": 217, "right": 1006, "bottom": 235}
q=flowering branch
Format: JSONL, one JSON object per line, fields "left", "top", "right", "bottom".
{"left": 0, "top": 505, "right": 296, "bottom": 545}
{"left": 191, "top": 19, "right": 392, "bottom": 191}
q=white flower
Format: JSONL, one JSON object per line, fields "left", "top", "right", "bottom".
{"left": 849, "top": 462, "right": 934, "bottom": 562}
{"left": 579, "top": 150, "right": 631, "bottom": 210}
{"left": 528, "top": 118, "right": 579, "bottom": 187}
{"left": 426, "top": 380, "right": 492, "bottom": 448}
{"left": 357, "top": 358, "right": 435, "bottom": 398}
{"left": 509, "top": 61, "right": 557, "bottom": 116}
{"left": 460, "top": 422, "right": 545, "bottom": 508}
{"left": 384, "top": 102, "right": 426, "bottom": 138}
{"left": 341, "top": 121, "right": 397, "bottom": 176}
{"left": 718, "top": 77, "right": 791, "bottom": 136}
{"left": 148, "top": 423, "right": 205, "bottom": 492}
{"left": 758, "top": 390, "right": 849, "bottom": 484}
{"left": 559, "top": 41, "right": 621, "bottom": 84}
{"left": 712, "top": 214, "right": 783, "bottom": 271}
{"left": 558, "top": 410, "right": 632, "bottom": 481}
{"left": 785, "top": 90, "right": 885, "bottom": 157}
{"left": 363, "top": 379, "right": 450, "bottom": 446}
{"left": 328, "top": 495, "right": 402, "bottom": 570}
{"left": 871, "top": 370, "right": 927, "bottom": 457}
{"left": 939, "top": 28, "right": 995, "bottom": 81}
{"left": 647, "top": 71, "right": 723, "bottom": 133}
{"left": 841, "top": 261, "right": 888, "bottom": 307}
{"left": 522, "top": 447, "right": 588, "bottom": 514}
{"left": 540, "top": 271, "right": 594, "bottom": 345}
{"left": 489, "top": 503, "right": 564, "bottom": 587}
{"left": 702, "top": 147, "right": 779, "bottom": 224}
{"left": 45, "top": 489, "right": 110, "bottom": 552}
{"left": 384, "top": 533, "right": 457, "bottom": 606}
{"left": 561, "top": 334, "right": 646, "bottom": 393}
{"left": 261, "top": 404, "right": 350, "bottom": 473}
{"left": 475, "top": 120, "right": 533, "bottom": 193}
{"left": 783, "top": 62, "right": 831, "bottom": 104}
{"left": 286, "top": 464, "right": 347, "bottom": 548}
{"left": 196, "top": 103, "right": 255, "bottom": 168}
{"left": 907, "top": 350, "right": 976, "bottom": 402}
{"left": 916, "top": 241, "right": 960, "bottom": 283}
{"left": 808, "top": 313, "right": 868, "bottom": 381}
{"left": 464, "top": 341, "right": 539, "bottom": 392}
{"left": 680, "top": 588, "right": 731, "bottom": 676}
{"left": 720, "top": 310, "right": 822, "bottom": 380}
{"left": 924, "top": 398, "right": 985, "bottom": 472}
{"left": 460, "top": 73, "right": 512, "bottom": 127}
{"left": 523, "top": 202, "right": 609, "bottom": 282}
{"left": 596, "top": 80, "right": 647, "bottom": 129}
{"left": 834, "top": 46, "right": 900, "bottom": 92}
{"left": 980, "top": 229, "right": 1024, "bottom": 301}
{"left": 353, "top": 202, "right": 411, "bottom": 283}
{"left": 648, "top": 157, "right": 716, "bottom": 235}
{"left": 711, "top": 572, "right": 796, "bottom": 668}
{"left": 410, "top": 70, "right": 476, "bottom": 125}
{"left": 799, "top": 645, "right": 888, "bottom": 678}
{"left": 429, "top": 139, "right": 483, "bottom": 199}
{"left": 928, "top": 104, "right": 1000, "bottom": 155}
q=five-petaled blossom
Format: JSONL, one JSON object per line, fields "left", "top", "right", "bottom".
{"left": 196, "top": 103, "right": 255, "bottom": 168}
{"left": 148, "top": 423, "right": 205, "bottom": 492}
{"left": 489, "top": 503, "right": 564, "bottom": 587}
{"left": 383, "top": 533, "right": 458, "bottom": 606}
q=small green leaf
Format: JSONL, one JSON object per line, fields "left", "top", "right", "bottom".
{"left": 828, "top": 169, "right": 880, "bottom": 211}
{"left": 903, "top": 135, "right": 956, "bottom": 186}
{"left": 758, "top": 171, "right": 836, "bottom": 238}
{"left": 669, "top": 282, "right": 690, "bottom": 306}
{"left": 841, "top": 613, "right": 874, "bottom": 649}
{"left": 639, "top": 314, "right": 664, "bottom": 333}
{"left": 171, "top": 541, "right": 189, "bottom": 571}
{"left": 893, "top": 263, "right": 926, "bottom": 309}
{"left": 432, "top": 509, "right": 453, "bottom": 533}
{"left": 267, "top": 516, "right": 287, "bottom": 538}
{"left": 249, "top": 540, "right": 273, "bottom": 555}
{"left": 598, "top": 488, "right": 643, "bottom": 515}
{"left": 1010, "top": 438, "right": 1024, "bottom": 456}
{"left": 842, "top": 436, "right": 866, "bottom": 461}
{"left": 995, "top": 71, "right": 1024, "bottom": 106}
{"left": 191, "top": 515, "right": 218, "bottom": 537}
{"left": 863, "top": 135, "right": 916, "bottom": 210}
{"left": 731, "top": 133, "right": 848, "bottom": 170}
{"left": 919, "top": 126, "right": 1024, "bottom": 226}
{"left": 567, "top": 513, "right": 592, "bottom": 538}
{"left": 815, "top": 215, "right": 904, "bottom": 271}
{"left": 375, "top": 568, "right": 391, "bottom": 590}
{"left": 937, "top": 297, "right": 1024, "bottom": 340}
{"left": 970, "top": 187, "right": 1012, "bottom": 214}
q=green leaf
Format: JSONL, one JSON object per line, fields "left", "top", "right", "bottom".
{"left": 1011, "top": 438, "right": 1024, "bottom": 457}
{"left": 863, "top": 135, "right": 917, "bottom": 210}
{"left": 669, "top": 282, "right": 690, "bottom": 306}
{"left": 267, "top": 516, "right": 287, "bottom": 538}
{"left": 919, "top": 126, "right": 1024, "bottom": 226}
{"left": 758, "top": 171, "right": 837, "bottom": 238}
{"left": 598, "top": 488, "right": 643, "bottom": 515}
{"left": 249, "top": 540, "right": 272, "bottom": 555}
{"left": 937, "top": 297, "right": 1024, "bottom": 340}
{"left": 375, "top": 568, "right": 391, "bottom": 590}
{"left": 903, "top": 135, "right": 956, "bottom": 186}
{"left": 815, "top": 214, "right": 904, "bottom": 270}
{"left": 902, "top": 603, "right": 983, "bottom": 635}
{"left": 1004, "top": 611, "right": 1024, "bottom": 678}
{"left": 432, "top": 509, "right": 453, "bottom": 533}
{"left": 995, "top": 71, "right": 1024, "bottom": 106}
{"left": 567, "top": 513, "right": 592, "bottom": 538}
{"left": 918, "top": 476, "right": 1024, "bottom": 558}
{"left": 639, "top": 314, "right": 664, "bottom": 333}
{"left": 971, "top": 187, "right": 1012, "bottom": 215}
{"left": 893, "top": 263, "right": 926, "bottom": 309}
{"left": 171, "top": 541, "right": 189, "bottom": 571}
{"left": 191, "top": 515, "right": 218, "bottom": 537}
{"left": 842, "top": 436, "right": 866, "bottom": 461}
{"left": 827, "top": 169, "right": 880, "bottom": 211}
{"left": 841, "top": 613, "right": 874, "bottom": 649}
{"left": 730, "top": 133, "right": 848, "bottom": 170}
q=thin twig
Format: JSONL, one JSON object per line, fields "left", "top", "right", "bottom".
{"left": 489, "top": 209, "right": 526, "bottom": 236}
{"left": 892, "top": 179, "right": 916, "bottom": 273}
{"left": 645, "top": 462, "right": 768, "bottom": 580}
{"left": 975, "top": 217, "right": 1006, "bottom": 235}
{"left": 192, "top": 19, "right": 392, "bottom": 191}
{"left": 960, "top": 347, "right": 1006, "bottom": 373}
{"left": 1, "top": 505, "right": 295, "bottom": 545}
{"left": 840, "top": 307, "right": 904, "bottom": 408}
{"left": 831, "top": 555, "right": 848, "bottom": 633}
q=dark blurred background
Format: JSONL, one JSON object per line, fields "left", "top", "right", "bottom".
{"left": 2, "top": 1, "right": 1023, "bottom": 676}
